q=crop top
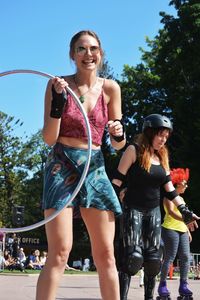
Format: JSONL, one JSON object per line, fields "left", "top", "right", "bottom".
{"left": 124, "top": 157, "right": 167, "bottom": 209}
{"left": 162, "top": 197, "right": 188, "bottom": 232}
{"left": 59, "top": 91, "right": 108, "bottom": 145}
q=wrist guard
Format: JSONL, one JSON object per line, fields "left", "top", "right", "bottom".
{"left": 50, "top": 85, "right": 67, "bottom": 118}
{"left": 178, "top": 204, "right": 194, "bottom": 224}
{"left": 111, "top": 119, "right": 126, "bottom": 142}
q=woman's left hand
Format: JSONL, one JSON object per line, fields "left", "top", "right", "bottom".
{"left": 187, "top": 220, "right": 199, "bottom": 232}
{"left": 108, "top": 120, "right": 123, "bottom": 137}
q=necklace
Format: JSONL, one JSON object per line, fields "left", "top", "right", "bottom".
{"left": 73, "top": 75, "right": 98, "bottom": 103}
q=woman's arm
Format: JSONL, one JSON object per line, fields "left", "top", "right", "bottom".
{"left": 112, "top": 145, "right": 136, "bottom": 189}
{"left": 163, "top": 198, "right": 183, "bottom": 221}
{"left": 164, "top": 181, "right": 200, "bottom": 224}
{"left": 106, "top": 79, "right": 126, "bottom": 150}
{"left": 42, "top": 77, "right": 68, "bottom": 146}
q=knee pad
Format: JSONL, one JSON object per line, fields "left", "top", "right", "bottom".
{"left": 143, "top": 259, "right": 161, "bottom": 277}
{"left": 123, "top": 251, "right": 144, "bottom": 276}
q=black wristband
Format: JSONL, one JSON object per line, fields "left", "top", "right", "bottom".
{"left": 178, "top": 204, "right": 194, "bottom": 224}
{"left": 50, "top": 85, "right": 67, "bottom": 119}
{"left": 111, "top": 119, "right": 126, "bottom": 143}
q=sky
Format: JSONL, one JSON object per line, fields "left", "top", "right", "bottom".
{"left": 0, "top": 0, "right": 176, "bottom": 139}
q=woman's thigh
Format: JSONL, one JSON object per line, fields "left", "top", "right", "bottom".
{"left": 162, "top": 228, "right": 180, "bottom": 260}
{"left": 80, "top": 208, "right": 115, "bottom": 260}
{"left": 178, "top": 232, "right": 190, "bottom": 260}
{"left": 44, "top": 207, "right": 73, "bottom": 256}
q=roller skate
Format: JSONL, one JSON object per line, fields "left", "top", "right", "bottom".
{"left": 177, "top": 280, "right": 193, "bottom": 300}
{"left": 156, "top": 281, "right": 171, "bottom": 300}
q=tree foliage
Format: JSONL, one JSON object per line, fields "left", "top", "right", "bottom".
{"left": 0, "top": 112, "right": 27, "bottom": 227}
{"left": 119, "top": 0, "right": 200, "bottom": 250}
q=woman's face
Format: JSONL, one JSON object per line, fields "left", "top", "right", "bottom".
{"left": 152, "top": 129, "right": 169, "bottom": 150}
{"left": 176, "top": 180, "right": 188, "bottom": 194}
{"left": 72, "top": 34, "right": 102, "bottom": 71}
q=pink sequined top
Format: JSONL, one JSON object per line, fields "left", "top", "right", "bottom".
{"left": 59, "top": 91, "right": 108, "bottom": 145}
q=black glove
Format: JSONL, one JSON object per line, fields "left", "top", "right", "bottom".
{"left": 111, "top": 119, "right": 126, "bottom": 142}
{"left": 178, "top": 204, "right": 194, "bottom": 224}
{"left": 50, "top": 85, "right": 67, "bottom": 118}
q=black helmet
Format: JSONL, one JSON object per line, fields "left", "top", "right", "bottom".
{"left": 142, "top": 114, "right": 173, "bottom": 132}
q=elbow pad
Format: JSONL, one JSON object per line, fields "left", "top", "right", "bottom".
{"left": 50, "top": 85, "right": 67, "bottom": 118}
{"left": 178, "top": 204, "right": 194, "bottom": 224}
{"left": 164, "top": 174, "right": 171, "bottom": 184}
{"left": 164, "top": 189, "right": 178, "bottom": 200}
{"left": 113, "top": 169, "right": 126, "bottom": 183}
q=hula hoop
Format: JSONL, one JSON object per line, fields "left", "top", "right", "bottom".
{"left": 0, "top": 69, "right": 92, "bottom": 233}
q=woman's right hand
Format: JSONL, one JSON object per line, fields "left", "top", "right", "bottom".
{"left": 52, "top": 77, "right": 68, "bottom": 94}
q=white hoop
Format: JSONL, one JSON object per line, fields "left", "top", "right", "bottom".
{"left": 0, "top": 69, "right": 92, "bottom": 233}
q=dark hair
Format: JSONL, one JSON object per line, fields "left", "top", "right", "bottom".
{"left": 143, "top": 127, "right": 170, "bottom": 145}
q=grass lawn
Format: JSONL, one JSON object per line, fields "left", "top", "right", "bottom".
{"left": 0, "top": 269, "right": 97, "bottom": 275}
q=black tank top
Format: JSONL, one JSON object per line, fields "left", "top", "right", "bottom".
{"left": 125, "top": 158, "right": 167, "bottom": 209}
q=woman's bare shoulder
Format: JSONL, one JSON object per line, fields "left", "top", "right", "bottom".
{"left": 102, "top": 78, "right": 120, "bottom": 92}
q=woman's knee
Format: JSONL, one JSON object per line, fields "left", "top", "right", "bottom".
{"left": 48, "top": 246, "right": 72, "bottom": 267}
{"left": 94, "top": 247, "right": 116, "bottom": 270}
{"left": 180, "top": 253, "right": 190, "bottom": 263}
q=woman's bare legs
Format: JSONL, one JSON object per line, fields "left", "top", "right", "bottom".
{"left": 36, "top": 208, "right": 73, "bottom": 300}
{"left": 81, "top": 207, "right": 120, "bottom": 300}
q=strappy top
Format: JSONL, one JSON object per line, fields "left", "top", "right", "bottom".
{"left": 59, "top": 91, "right": 108, "bottom": 145}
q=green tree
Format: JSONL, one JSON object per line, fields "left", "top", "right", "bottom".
{"left": 119, "top": 0, "right": 200, "bottom": 250}
{"left": 0, "top": 112, "right": 27, "bottom": 227}
{"left": 19, "top": 131, "right": 49, "bottom": 228}
{"left": 150, "top": 0, "right": 200, "bottom": 250}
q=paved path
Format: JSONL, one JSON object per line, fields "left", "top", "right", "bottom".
{"left": 0, "top": 273, "right": 199, "bottom": 299}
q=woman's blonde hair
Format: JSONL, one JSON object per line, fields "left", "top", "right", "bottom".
{"left": 134, "top": 127, "right": 170, "bottom": 172}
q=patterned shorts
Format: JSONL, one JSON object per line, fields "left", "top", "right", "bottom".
{"left": 42, "top": 143, "right": 122, "bottom": 216}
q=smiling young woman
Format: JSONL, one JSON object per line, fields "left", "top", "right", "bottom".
{"left": 36, "top": 30, "right": 126, "bottom": 300}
